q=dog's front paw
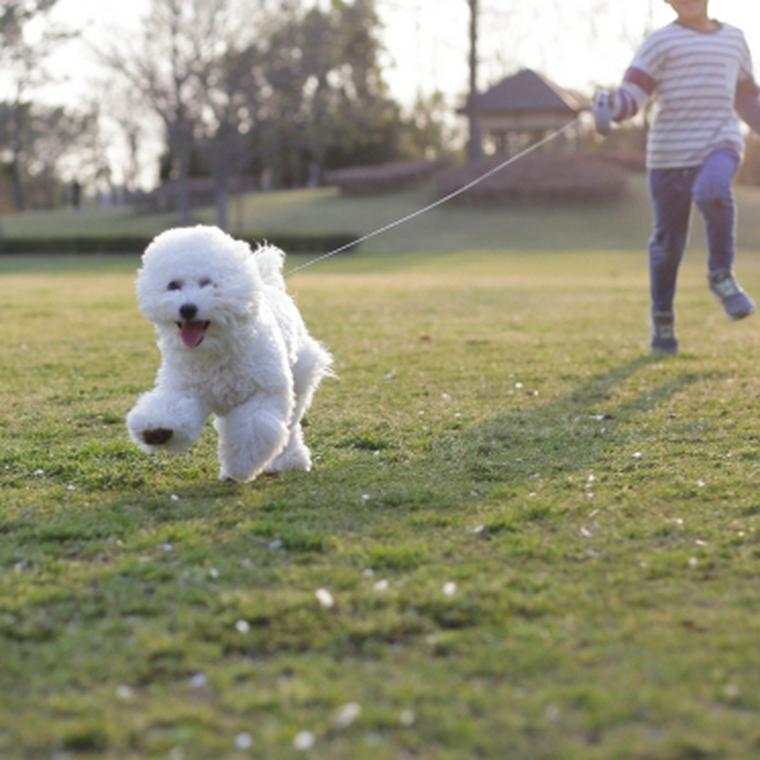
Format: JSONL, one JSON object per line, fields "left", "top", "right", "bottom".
{"left": 127, "top": 393, "right": 208, "bottom": 454}
{"left": 142, "top": 428, "right": 174, "bottom": 445}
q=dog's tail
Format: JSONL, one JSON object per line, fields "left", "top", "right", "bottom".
{"left": 253, "top": 244, "right": 286, "bottom": 290}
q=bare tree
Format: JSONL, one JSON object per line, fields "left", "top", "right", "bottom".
{"left": 30, "top": 106, "right": 103, "bottom": 207}
{"left": 99, "top": 0, "right": 270, "bottom": 228}
{"left": 98, "top": 0, "right": 216, "bottom": 224}
{"left": 197, "top": 42, "right": 262, "bottom": 231}
{"left": 466, "top": 0, "right": 482, "bottom": 161}
{"left": 0, "top": 0, "right": 69, "bottom": 216}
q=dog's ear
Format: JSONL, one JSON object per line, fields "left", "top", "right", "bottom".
{"left": 253, "top": 245, "right": 286, "bottom": 290}
{"left": 231, "top": 239, "right": 264, "bottom": 291}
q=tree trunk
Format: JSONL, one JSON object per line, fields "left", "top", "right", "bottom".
{"left": 466, "top": 0, "right": 482, "bottom": 162}
{"left": 10, "top": 159, "right": 26, "bottom": 211}
{"left": 174, "top": 150, "right": 192, "bottom": 225}
{"left": 214, "top": 174, "right": 229, "bottom": 231}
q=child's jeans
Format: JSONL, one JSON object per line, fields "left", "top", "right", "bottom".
{"left": 648, "top": 147, "right": 740, "bottom": 313}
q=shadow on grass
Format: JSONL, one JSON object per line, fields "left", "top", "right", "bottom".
{"left": 454, "top": 353, "right": 713, "bottom": 486}
{"left": 2, "top": 354, "right": 715, "bottom": 542}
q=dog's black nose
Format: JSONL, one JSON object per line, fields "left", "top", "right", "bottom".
{"left": 179, "top": 303, "right": 198, "bottom": 320}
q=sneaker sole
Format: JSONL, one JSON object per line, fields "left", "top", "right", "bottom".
{"left": 727, "top": 304, "right": 755, "bottom": 321}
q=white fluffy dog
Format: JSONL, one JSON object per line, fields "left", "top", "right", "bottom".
{"left": 126, "top": 225, "right": 332, "bottom": 482}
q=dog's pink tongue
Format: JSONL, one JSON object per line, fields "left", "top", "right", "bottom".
{"left": 180, "top": 321, "right": 206, "bottom": 348}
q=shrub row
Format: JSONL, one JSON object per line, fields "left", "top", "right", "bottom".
{"left": 327, "top": 159, "right": 447, "bottom": 195}
{"left": 435, "top": 151, "right": 628, "bottom": 204}
{"left": 0, "top": 233, "right": 360, "bottom": 255}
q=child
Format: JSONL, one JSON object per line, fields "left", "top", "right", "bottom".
{"left": 594, "top": 0, "right": 757, "bottom": 354}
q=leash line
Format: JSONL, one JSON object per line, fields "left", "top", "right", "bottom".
{"left": 284, "top": 114, "right": 583, "bottom": 277}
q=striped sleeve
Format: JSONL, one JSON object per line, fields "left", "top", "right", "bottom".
{"left": 612, "top": 33, "right": 663, "bottom": 122}
{"left": 736, "top": 31, "right": 760, "bottom": 132}
{"left": 738, "top": 30, "right": 755, "bottom": 83}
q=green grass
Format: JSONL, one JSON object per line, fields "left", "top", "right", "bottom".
{"left": 1, "top": 192, "right": 760, "bottom": 758}
{"left": 6, "top": 174, "right": 760, "bottom": 254}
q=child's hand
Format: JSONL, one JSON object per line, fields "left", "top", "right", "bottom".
{"left": 593, "top": 91, "right": 615, "bottom": 136}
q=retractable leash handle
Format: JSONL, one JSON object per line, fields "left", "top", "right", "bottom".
{"left": 592, "top": 91, "right": 614, "bottom": 136}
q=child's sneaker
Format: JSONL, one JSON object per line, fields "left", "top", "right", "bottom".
{"left": 650, "top": 310, "right": 678, "bottom": 355}
{"left": 708, "top": 269, "right": 755, "bottom": 320}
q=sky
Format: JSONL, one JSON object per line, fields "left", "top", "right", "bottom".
{"left": 26, "top": 0, "right": 760, "bottom": 186}
{"left": 45, "top": 0, "right": 760, "bottom": 105}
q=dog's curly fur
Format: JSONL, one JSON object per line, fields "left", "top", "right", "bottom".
{"left": 126, "top": 225, "right": 332, "bottom": 482}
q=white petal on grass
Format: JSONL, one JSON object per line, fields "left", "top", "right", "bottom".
{"left": 115, "top": 684, "right": 133, "bottom": 700}
{"left": 315, "top": 589, "right": 335, "bottom": 608}
{"left": 399, "top": 709, "right": 416, "bottom": 727}
{"left": 632, "top": 451, "right": 643, "bottom": 460}
{"left": 334, "top": 702, "right": 362, "bottom": 729}
{"left": 373, "top": 579, "right": 389, "bottom": 592}
{"left": 208, "top": 567, "right": 220, "bottom": 579}
{"left": 688, "top": 557, "right": 698, "bottom": 568}
{"left": 235, "top": 620, "right": 251, "bottom": 634}
{"left": 189, "top": 673, "right": 207, "bottom": 688}
{"left": 235, "top": 732, "right": 253, "bottom": 750}
{"left": 443, "top": 582, "right": 457, "bottom": 597}
{"left": 170, "top": 494, "right": 180, "bottom": 501}
{"left": 293, "top": 730, "right": 316, "bottom": 751}
{"left": 723, "top": 683, "right": 740, "bottom": 699}
{"left": 580, "top": 526, "right": 593, "bottom": 538}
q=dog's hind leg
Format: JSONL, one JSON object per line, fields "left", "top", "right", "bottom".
{"left": 264, "top": 340, "right": 332, "bottom": 474}
{"left": 215, "top": 392, "right": 291, "bottom": 482}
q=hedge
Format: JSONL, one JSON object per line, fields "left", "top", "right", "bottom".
{"left": 326, "top": 159, "right": 447, "bottom": 195}
{"left": 435, "top": 151, "right": 628, "bottom": 204}
{"left": 0, "top": 233, "right": 360, "bottom": 255}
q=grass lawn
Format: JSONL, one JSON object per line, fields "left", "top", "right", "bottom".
{"left": 1, "top": 191, "right": 760, "bottom": 758}
{"left": 6, "top": 173, "right": 760, "bottom": 255}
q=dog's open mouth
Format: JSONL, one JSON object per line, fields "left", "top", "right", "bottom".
{"left": 177, "top": 320, "right": 210, "bottom": 348}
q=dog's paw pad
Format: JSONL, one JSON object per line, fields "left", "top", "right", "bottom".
{"left": 142, "top": 428, "right": 173, "bottom": 445}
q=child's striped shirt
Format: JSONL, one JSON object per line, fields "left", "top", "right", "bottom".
{"left": 614, "top": 21, "right": 759, "bottom": 169}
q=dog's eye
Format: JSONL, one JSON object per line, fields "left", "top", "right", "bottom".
{"left": 167, "top": 281, "right": 182, "bottom": 291}
{"left": 199, "top": 278, "right": 213, "bottom": 288}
